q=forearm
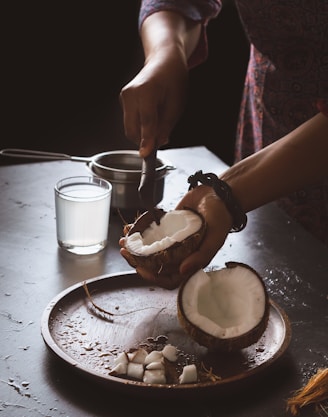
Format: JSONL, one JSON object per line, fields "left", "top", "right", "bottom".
{"left": 220, "top": 113, "right": 328, "bottom": 213}
{"left": 140, "top": 11, "right": 201, "bottom": 65}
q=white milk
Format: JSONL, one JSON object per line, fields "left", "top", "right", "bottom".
{"left": 55, "top": 178, "right": 111, "bottom": 255}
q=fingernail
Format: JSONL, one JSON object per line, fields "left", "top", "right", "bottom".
{"left": 139, "top": 140, "right": 146, "bottom": 158}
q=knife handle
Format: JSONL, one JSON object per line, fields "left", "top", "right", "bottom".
{"left": 138, "top": 149, "right": 160, "bottom": 224}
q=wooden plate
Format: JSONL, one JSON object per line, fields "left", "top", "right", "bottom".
{"left": 41, "top": 271, "right": 292, "bottom": 398}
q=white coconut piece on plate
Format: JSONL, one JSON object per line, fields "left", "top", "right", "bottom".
{"left": 127, "top": 362, "right": 144, "bottom": 380}
{"left": 109, "top": 362, "right": 128, "bottom": 376}
{"left": 145, "top": 361, "right": 165, "bottom": 370}
{"left": 162, "top": 344, "right": 178, "bottom": 362}
{"left": 179, "top": 364, "right": 198, "bottom": 384}
{"left": 143, "top": 369, "right": 166, "bottom": 384}
{"left": 144, "top": 350, "right": 163, "bottom": 365}
{"left": 128, "top": 348, "right": 148, "bottom": 364}
{"left": 113, "top": 351, "right": 128, "bottom": 366}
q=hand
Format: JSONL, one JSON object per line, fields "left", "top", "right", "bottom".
{"left": 119, "top": 185, "right": 233, "bottom": 289}
{"left": 119, "top": 47, "right": 188, "bottom": 158}
{"left": 175, "top": 185, "right": 233, "bottom": 276}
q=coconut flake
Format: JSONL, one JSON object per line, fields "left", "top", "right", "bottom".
{"left": 146, "top": 361, "right": 165, "bottom": 370}
{"left": 128, "top": 348, "right": 148, "bottom": 364}
{"left": 114, "top": 351, "right": 129, "bottom": 366}
{"left": 144, "top": 350, "right": 163, "bottom": 365}
{"left": 179, "top": 364, "right": 197, "bottom": 384}
{"left": 162, "top": 344, "right": 178, "bottom": 362}
{"left": 109, "top": 362, "right": 128, "bottom": 376}
{"left": 143, "top": 369, "right": 166, "bottom": 384}
{"left": 127, "top": 362, "right": 144, "bottom": 380}
{"left": 125, "top": 210, "right": 202, "bottom": 255}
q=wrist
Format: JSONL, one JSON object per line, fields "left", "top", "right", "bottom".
{"left": 188, "top": 171, "right": 247, "bottom": 232}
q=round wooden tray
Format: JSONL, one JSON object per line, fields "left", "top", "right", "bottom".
{"left": 41, "top": 271, "right": 292, "bottom": 399}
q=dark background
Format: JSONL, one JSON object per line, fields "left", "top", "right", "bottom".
{"left": 3, "top": 1, "right": 249, "bottom": 166}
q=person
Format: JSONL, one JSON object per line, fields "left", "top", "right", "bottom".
{"left": 119, "top": 0, "right": 328, "bottom": 287}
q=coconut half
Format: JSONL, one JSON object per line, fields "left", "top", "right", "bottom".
{"left": 122, "top": 208, "right": 206, "bottom": 289}
{"left": 177, "top": 262, "right": 270, "bottom": 351}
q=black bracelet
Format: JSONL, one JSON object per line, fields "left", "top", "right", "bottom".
{"left": 187, "top": 170, "right": 247, "bottom": 233}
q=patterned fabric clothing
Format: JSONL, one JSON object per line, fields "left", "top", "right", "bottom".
{"left": 139, "top": 0, "right": 328, "bottom": 245}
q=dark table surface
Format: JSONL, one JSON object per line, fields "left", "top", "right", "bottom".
{"left": 0, "top": 146, "right": 327, "bottom": 417}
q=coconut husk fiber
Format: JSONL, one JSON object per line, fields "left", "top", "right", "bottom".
{"left": 287, "top": 368, "right": 328, "bottom": 415}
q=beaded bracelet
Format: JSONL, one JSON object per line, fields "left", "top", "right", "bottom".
{"left": 187, "top": 170, "right": 247, "bottom": 233}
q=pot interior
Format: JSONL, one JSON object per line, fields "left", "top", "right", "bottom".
{"left": 90, "top": 150, "right": 169, "bottom": 182}
{"left": 96, "top": 152, "right": 142, "bottom": 171}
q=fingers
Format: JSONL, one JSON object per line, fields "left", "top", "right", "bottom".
{"left": 120, "top": 93, "right": 140, "bottom": 147}
{"left": 120, "top": 244, "right": 187, "bottom": 290}
{"left": 119, "top": 61, "right": 187, "bottom": 158}
{"left": 120, "top": 88, "right": 169, "bottom": 158}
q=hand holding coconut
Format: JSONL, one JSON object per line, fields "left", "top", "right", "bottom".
{"left": 120, "top": 183, "right": 234, "bottom": 289}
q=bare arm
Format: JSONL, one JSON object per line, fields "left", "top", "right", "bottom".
{"left": 120, "top": 11, "right": 201, "bottom": 158}
{"left": 221, "top": 112, "right": 328, "bottom": 212}
{"left": 176, "top": 113, "right": 328, "bottom": 276}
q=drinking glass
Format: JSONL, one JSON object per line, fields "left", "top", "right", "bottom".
{"left": 55, "top": 176, "right": 112, "bottom": 255}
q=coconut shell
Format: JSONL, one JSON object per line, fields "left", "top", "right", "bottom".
{"left": 122, "top": 208, "right": 206, "bottom": 290}
{"left": 177, "top": 262, "right": 270, "bottom": 351}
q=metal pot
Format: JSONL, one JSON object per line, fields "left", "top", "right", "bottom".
{"left": 0, "top": 148, "right": 175, "bottom": 210}
{"left": 87, "top": 150, "right": 174, "bottom": 210}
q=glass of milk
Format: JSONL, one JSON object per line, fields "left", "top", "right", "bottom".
{"left": 55, "top": 176, "right": 112, "bottom": 255}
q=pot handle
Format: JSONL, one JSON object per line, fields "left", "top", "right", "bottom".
{"left": 0, "top": 148, "right": 91, "bottom": 162}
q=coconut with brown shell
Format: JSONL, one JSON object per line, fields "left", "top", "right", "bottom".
{"left": 122, "top": 207, "right": 206, "bottom": 289}
{"left": 177, "top": 262, "right": 270, "bottom": 352}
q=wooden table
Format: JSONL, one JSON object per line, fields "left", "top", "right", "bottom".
{"left": 0, "top": 146, "right": 327, "bottom": 417}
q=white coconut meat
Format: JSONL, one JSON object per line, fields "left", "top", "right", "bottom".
{"left": 162, "top": 344, "right": 178, "bottom": 362}
{"left": 181, "top": 266, "right": 267, "bottom": 339}
{"left": 124, "top": 210, "right": 203, "bottom": 256}
{"left": 179, "top": 364, "right": 198, "bottom": 384}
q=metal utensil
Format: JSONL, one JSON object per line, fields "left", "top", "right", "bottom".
{"left": 138, "top": 148, "right": 160, "bottom": 224}
{"left": 0, "top": 148, "right": 175, "bottom": 210}
{"left": 0, "top": 148, "right": 91, "bottom": 162}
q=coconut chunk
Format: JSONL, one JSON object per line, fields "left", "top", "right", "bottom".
{"left": 124, "top": 210, "right": 203, "bottom": 256}
{"left": 109, "top": 362, "right": 128, "bottom": 376}
{"left": 179, "top": 364, "right": 197, "bottom": 384}
{"left": 162, "top": 344, "right": 178, "bottom": 362}
{"left": 143, "top": 369, "right": 166, "bottom": 384}
{"left": 127, "top": 362, "right": 144, "bottom": 380}
{"left": 114, "top": 351, "right": 128, "bottom": 366}
{"left": 144, "top": 350, "right": 163, "bottom": 365}
{"left": 128, "top": 348, "right": 148, "bottom": 364}
{"left": 146, "top": 361, "right": 165, "bottom": 370}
